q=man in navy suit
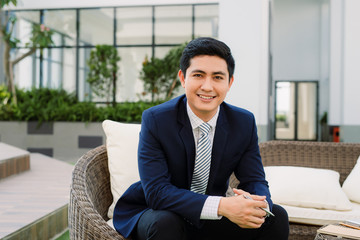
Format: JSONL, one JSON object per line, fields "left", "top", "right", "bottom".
{"left": 113, "top": 37, "right": 289, "bottom": 240}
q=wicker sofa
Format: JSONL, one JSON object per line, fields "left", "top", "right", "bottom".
{"left": 69, "top": 140, "right": 360, "bottom": 240}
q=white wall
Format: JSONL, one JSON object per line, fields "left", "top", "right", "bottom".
{"left": 219, "top": 0, "right": 270, "bottom": 126}
{"left": 343, "top": 0, "right": 360, "bottom": 125}
{"left": 272, "top": 0, "right": 322, "bottom": 81}
{"left": 329, "top": 0, "right": 343, "bottom": 125}
{"left": 329, "top": 0, "right": 360, "bottom": 126}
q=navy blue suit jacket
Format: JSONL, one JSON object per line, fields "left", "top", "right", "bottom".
{"left": 113, "top": 95, "right": 272, "bottom": 238}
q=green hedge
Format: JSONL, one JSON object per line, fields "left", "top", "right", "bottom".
{"left": 0, "top": 87, "right": 163, "bottom": 123}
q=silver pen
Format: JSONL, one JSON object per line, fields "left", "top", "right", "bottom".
{"left": 243, "top": 195, "right": 275, "bottom": 217}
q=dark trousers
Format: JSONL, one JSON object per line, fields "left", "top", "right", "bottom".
{"left": 134, "top": 204, "right": 289, "bottom": 240}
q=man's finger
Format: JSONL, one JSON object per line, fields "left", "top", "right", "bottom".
{"left": 232, "top": 188, "right": 249, "bottom": 196}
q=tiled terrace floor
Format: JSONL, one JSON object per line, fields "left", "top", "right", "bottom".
{"left": 0, "top": 151, "right": 74, "bottom": 239}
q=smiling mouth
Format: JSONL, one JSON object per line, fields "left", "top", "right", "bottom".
{"left": 198, "top": 94, "right": 215, "bottom": 100}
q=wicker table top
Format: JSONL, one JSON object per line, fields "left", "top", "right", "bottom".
{"left": 314, "top": 224, "right": 356, "bottom": 240}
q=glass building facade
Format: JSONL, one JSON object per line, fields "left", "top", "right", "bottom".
{"left": 5, "top": 4, "right": 218, "bottom": 102}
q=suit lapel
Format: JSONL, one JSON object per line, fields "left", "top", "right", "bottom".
{"left": 177, "top": 97, "right": 196, "bottom": 188}
{"left": 207, "top": 105, "right": 229, "bottom": 192}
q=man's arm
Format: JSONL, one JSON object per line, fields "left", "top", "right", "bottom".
{"left": 138, "top": 109, "right": 207, "bottom": 227}
{"left": 234, "top": 114, "right": 272, "bottom": 209}
{"left": 217, "top": 112, "right": 271, "bottom": 228}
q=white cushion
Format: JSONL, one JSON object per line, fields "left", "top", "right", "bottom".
{"left": 264, "top": 166, "right": 352, "bottom": 211}
{"left": 342, "top": 156, "right": 360, "bottom": 203}
{"left": 281, "top": 202, "right": 360, "bottom": 226}
{"left": 102, "top": 120, "right": 141, "bottom": 219}
{"left": 107, "top": 218, "right": 115, "bottom": 230}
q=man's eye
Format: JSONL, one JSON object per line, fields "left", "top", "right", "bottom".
{"left": 193, "top": 74, "right": 202, "bottom": 77}
{"left": 214, "top": 76, "right": 223, "bottom": 80}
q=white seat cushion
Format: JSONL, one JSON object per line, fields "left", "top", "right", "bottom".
{"left": 281, "top": 202, "right": 360, "bottom": 226}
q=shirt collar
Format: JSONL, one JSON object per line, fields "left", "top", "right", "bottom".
{"left": 187, "top": 102, "right": 219, "bottom": 130}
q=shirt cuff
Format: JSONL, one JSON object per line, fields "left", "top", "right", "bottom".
{"left": 200, "top": 196, "right": 222, "bottom": 220}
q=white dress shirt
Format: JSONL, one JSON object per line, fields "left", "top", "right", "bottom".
{"left": 187, "top": 103, "right": 222, "bottom": 220}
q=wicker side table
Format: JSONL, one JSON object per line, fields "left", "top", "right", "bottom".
{"left": 314, "top": 224, "right": 354, "bottom": 240}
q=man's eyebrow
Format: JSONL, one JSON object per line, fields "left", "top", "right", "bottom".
{"left": 213, "top": 71, "right": 226, "bottom": 76}
{"left": 190, "top": 70, "right": 227, "bottom": 76}
{"left": 190, "top": 69, "right": 206, "bottom": 74}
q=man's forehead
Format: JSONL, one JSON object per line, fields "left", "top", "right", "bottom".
{"left": 187, "top": 55, "right": 228, "bottom": 74}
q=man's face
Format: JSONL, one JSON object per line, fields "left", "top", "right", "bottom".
{"left": 179, "top": 55, "right": 234, "bottom": 122}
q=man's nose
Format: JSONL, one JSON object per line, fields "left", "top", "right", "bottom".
{"left": 201, "top": 77, "right": 213, "bottom": 91}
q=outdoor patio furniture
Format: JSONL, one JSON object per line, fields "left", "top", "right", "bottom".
{"left": 69, "top": 145, "right": 125, "bottom": 240}
{"left": 69, "top": 141, "right": 360, "bottom": 240}
{"left": 253, "top": 140, "right": 360, "bottom": 240}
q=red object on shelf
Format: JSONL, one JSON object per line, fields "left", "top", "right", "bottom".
{"left": 333, "top": 126, "right": 340, "bottom": 142}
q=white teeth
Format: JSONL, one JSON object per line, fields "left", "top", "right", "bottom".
{"left": 199, "top": 95, "right": 214, "bottom": 99}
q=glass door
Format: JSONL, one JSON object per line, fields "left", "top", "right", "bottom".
{"left": 275, "top": 81, "right": 318, "bottom": 141}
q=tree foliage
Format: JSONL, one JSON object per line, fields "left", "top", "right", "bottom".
{"left": 140, "top": 43, "right": 186, "bottom": 102}
{"left": 140, "top": 56, "right": 166, "bottom": 102}
{"left": 87, "top": 45, "right": 120, "bottom": 107}
{"left": 1, "top": 0, "right": 54, "bottom": 104}
{"left": 0, "top": 0, "right": 17, "bottom": 8}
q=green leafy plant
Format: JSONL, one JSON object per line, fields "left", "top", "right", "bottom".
{"left": 140, "top": 43, "right": 186, "bottom": 102}
{"left": 87, "top": 45, "right": 120, "bottom": 107}
{"left": 0, "top": 85, "right": 11, "bottom": 105}
{"left": 320, "top": 111, "right": 327, "bottom": 125}
{"left": 0, "top": 87, "right": 162, "bottom": 123}
{"left": 14, "top": 87, "right": 78, "bottom": 123}
{"left": 162, "top": 42, "right": 187, "bottom": 98}
{"left": 276, "top": 114, "right": 287, "bottom": 122}
{"left": 140, "top": 56, "right": 166, "bottom": 102}
{"left": 0, "top": 84, "right": 16, "bottom": 120}
{"left": 0, "top": 0, "right": 17, "bottom": 8}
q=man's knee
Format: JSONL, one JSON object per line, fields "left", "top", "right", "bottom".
{"left": 268, "top": 204, "right": 289, "bottom": 239}
{"left": 138, "top": 210, "right": 186, "bottom": 240}
{"left": 151, "top": 210, "right": 184, "bottom": 231}
{"left": 272, "top": 204, "right": 289, "bottom": 226}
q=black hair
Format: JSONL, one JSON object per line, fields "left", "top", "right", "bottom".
{"left": 180, "top": 37, "right": 235, "bottom": 81}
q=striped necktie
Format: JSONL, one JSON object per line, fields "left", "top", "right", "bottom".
{"left": 191, "top": 122, "right": 212, "bottom": 194}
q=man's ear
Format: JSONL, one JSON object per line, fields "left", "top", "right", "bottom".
{"left": 178, "top": 70, "right": 186, "bottom": 88}
{"left": 228, "top": 75, "right": 234, "bottom": 90}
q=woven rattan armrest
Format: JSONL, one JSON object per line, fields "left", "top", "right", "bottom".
{"left": 69, "top": 145, "right": 126, "bottom": 240}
